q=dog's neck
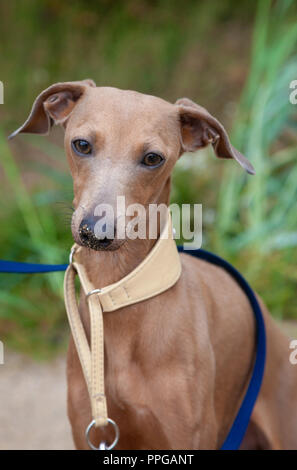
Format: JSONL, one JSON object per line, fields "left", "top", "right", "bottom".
{"left": 80, "top": 237, "right": 157, "bottom": 287}
{"left": 78, "top": 179, "right": 171, "bottom": 288}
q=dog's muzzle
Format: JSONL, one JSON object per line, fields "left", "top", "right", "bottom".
{"left": 79, "top": 217, "right": 115, "bottom": 250}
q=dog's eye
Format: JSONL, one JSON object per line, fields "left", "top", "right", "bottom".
{"left": 141, "top": 152, "right": 164, "bottom": 168}
{"left": 72, "top": 139, "right": 92, "bottom": 156}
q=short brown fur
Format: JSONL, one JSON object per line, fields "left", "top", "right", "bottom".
{"left": 11, "top": 81, "right": 297, "bottom": 449}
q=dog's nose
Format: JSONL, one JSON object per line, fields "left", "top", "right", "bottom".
{"left": 79, "top": 217, "right": 115, "bottom": 250}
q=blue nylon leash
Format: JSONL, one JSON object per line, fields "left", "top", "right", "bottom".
{"left": 0, "top": 260, "right": 68, "bottom": 273}
{"left": 0, "top": 247, "right": 266, "bottom": 450}
{"left": 177, "top": 247, "right": 266, "bottom": 450}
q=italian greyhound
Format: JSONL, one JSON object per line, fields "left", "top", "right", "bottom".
{"left": 10, "top": 80, "right": 297, "bottom": 449}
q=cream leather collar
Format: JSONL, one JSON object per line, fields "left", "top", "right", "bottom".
{"left": 64, "top": 213, "right": 181, "bottom": 448}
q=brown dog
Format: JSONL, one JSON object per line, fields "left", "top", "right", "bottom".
{"left": 10, "top": 80, "right": 297, "bottom": 449}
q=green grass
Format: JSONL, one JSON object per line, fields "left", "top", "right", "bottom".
{"left": 0, "top": 0, "right": 296, "bottom": 357}
{"left": 215, "top": 0, "right": 297, "bottom": 319}
{"left": 0, "top": 133, "right": 73, "bottom": 357}
{"left": 173, "top": 0, "right": 297, "bottom": 320}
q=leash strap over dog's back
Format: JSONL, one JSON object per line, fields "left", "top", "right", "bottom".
{"left": 178, "top": 247, "right": 266, "bottom": 450}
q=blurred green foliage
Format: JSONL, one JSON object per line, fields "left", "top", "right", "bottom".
{"left": 0, "top": 0, "right": 296, "bottom": 358}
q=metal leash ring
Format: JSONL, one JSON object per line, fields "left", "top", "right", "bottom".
{"left": 85, "top": 418, "right": 120, "bottom": 450}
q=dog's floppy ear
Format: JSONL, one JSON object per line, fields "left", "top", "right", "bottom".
{"left": 8, "top": 79, "right": 96, "bottom": 139}
{"left": 175, "top": 97, "right": 255, "bottom": 174}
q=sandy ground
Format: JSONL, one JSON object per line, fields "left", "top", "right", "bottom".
{"left": 0, "top": 350, "right": 73, "bottom": 450}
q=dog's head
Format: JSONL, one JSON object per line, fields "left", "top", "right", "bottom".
{"left": 9, "top": 80, "right": 254, "bottom": 251}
